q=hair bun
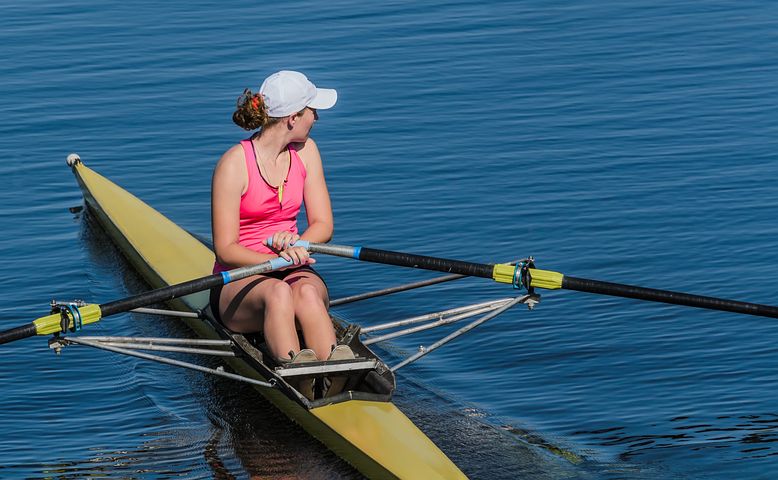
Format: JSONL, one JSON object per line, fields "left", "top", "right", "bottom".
{"left": 232, "top": 89, "right": 268, "bottom": 131}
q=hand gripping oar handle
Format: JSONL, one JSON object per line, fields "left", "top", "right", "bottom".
{"left": 0, "top": 256, "right": 295, "bottom": 345}
{"left": 275, "top": 240, "right": 778, "bottom": 321}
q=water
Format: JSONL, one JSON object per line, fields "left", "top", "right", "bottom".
{"left": 1, "top": 0, "right": 777, "bottom": 478}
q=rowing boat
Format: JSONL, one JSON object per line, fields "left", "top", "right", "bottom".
{"left": 66, "top": 156, "right": 469, "bottom": 479}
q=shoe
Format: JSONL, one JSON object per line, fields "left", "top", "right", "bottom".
{"left": 290, "top": 348, "right": 318, "bottom": 363}
{"left": 289, "top": 348, "right": 318, "bottom": 400}
{"left": 327, "top": 345, "right": 355, "bottom": 361}
{"left": 324, "top": 345, "right": 356, "bottom": 398}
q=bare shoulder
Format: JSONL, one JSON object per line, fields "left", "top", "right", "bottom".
{"left": 214, "top": 143, "right": 247, "bottom": 176}
{"left": 292, "top": 138, "right": 322, "bottom": 170}
{"left": 212, "top": 143, "right": 249, "bottom": 195}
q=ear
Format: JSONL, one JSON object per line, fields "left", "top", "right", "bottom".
{"left": 286, "top": 114, "right": 297, "bottom": 130}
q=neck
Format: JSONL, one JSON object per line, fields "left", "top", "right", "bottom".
{"left": 252, "top": 127, "right": 291, "bottom": 164}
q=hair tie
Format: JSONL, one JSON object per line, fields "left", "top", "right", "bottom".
{"left": 251, "top": 96, "right": 260, "bottom": 110}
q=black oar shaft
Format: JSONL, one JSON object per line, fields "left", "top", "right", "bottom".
{"left": 0, "top": 324, "right": 37, "bottom": 344}
{"left": 309, "top": 242, "right": 778, "bottom": 321}
{"left": 0, "top": 257, "right": 292, "bottom": 345}
{"left": 356, "top": 247, "right": 495, "bottom": 279}
{"left": 0, "top": 275, "right": 224, "bottom": 346}
{"left": 100, "top": 274, "right": 223, "bottom": 317}
{"left": 563, "top": 276, "right": 778, "bottom": 319}
{"left": 98, "top": 255, "right": 292, "bottom": 317}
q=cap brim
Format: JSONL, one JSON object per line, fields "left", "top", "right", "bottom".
{"left": 308, "top": 88, "right": 337, "bottom": 110}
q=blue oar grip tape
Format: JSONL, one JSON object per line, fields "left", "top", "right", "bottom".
{"left": 353, "top": 246, "right": 362, "bottom": 259}
{"left": 221, "top": 271, "right": 232, "bottom": 284}
{"left": 269, "top": 257, "right": 294, "bottom": 270}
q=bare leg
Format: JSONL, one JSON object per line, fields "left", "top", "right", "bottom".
{"left": 285, "top": 270, "right": 336, "bottom": 360}
{"left": 217, "top": 275, "right": 300, "bottom": 360}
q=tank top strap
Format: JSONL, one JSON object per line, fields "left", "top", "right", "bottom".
{"left": 287, "top": 143, "right": 307, "bottom": 177}
{"left": 240, "top": 139, "right": 260, "bottom": 197}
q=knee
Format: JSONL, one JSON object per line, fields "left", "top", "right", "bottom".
{"left": 263, "top": 280, "right": 294, "bottom": 308}
{"left": 294, "top": 283, "right": 325, "bottom": 307}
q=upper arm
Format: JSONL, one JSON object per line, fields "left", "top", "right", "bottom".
{"left": 211, "top": 145, "right": 247, "bottom": 256}
{"left": 297, "top": 138, "right": 334, "bottom": 234}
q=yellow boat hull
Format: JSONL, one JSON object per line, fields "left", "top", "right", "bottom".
{"left": 71, "top": 159, "right": 467, "bottom": 479}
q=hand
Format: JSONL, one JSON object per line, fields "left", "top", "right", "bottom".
{"left": 269, "top": 231, "right": 299, "bottom": 251}
{"left": 279, "top": 245, "right": 316, "bottom": 267}
{"left": 270, "top": 231, "right": 315, "bottom": 267}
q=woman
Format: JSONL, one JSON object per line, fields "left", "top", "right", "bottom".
{"left": 210, "top": 71, "right": 352, "bottom": 390}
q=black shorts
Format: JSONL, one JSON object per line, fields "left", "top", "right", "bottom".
{"left": 208, "top": 265, "right": 326, "bottom": 327}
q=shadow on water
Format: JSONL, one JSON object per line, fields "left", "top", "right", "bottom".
{"left": 19, "top": 207, "right": 650, "bottom": 479}
{"left": 572, "top": 413, "right": 778, "bottom": 477}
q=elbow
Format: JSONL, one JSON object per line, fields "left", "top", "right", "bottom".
{"left": 307, "top": 219, "right": 333, "bottom": 243}
{"left": 323, "top": 221, "right": 334, "bottom": 243}
{"left": 213, "top": 244, "right": 233, "bottom": 267}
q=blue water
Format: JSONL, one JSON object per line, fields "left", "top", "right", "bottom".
{"left": 1, "top": 0, "right": 777, "bottom": 478}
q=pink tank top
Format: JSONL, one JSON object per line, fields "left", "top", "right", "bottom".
{"left": 213, "top": 140, "right": 307, "bottom": 273}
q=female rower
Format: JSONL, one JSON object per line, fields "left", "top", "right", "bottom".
{"left": 210, "top": 71, "right": 353, "bottom": 396}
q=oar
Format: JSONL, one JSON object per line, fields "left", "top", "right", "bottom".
{"left": 0, "top": 257, "right": 295, "bottom": 345}
{"left": 283, "top": 240, "right": 778, "bottom": 320}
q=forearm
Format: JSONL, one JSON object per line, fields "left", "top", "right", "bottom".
{"left": 215, "top": 242, "right": 277, "bottom": 268}
{"left": 300, "top": 220, "right": 333, "bottom": 244}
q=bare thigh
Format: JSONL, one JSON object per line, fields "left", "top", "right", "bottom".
{"left": 217, "top": 274, "right": 288, "bottom": 333}
{"left": 215, "top": 268, "right": 329, "bottom": 332}
{"left": 283, "top": 268, "right": 330, "bottom": 308}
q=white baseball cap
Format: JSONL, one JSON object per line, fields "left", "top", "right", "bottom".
{"left": 259, "top": 70, "right": 338, "bottom": 117}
